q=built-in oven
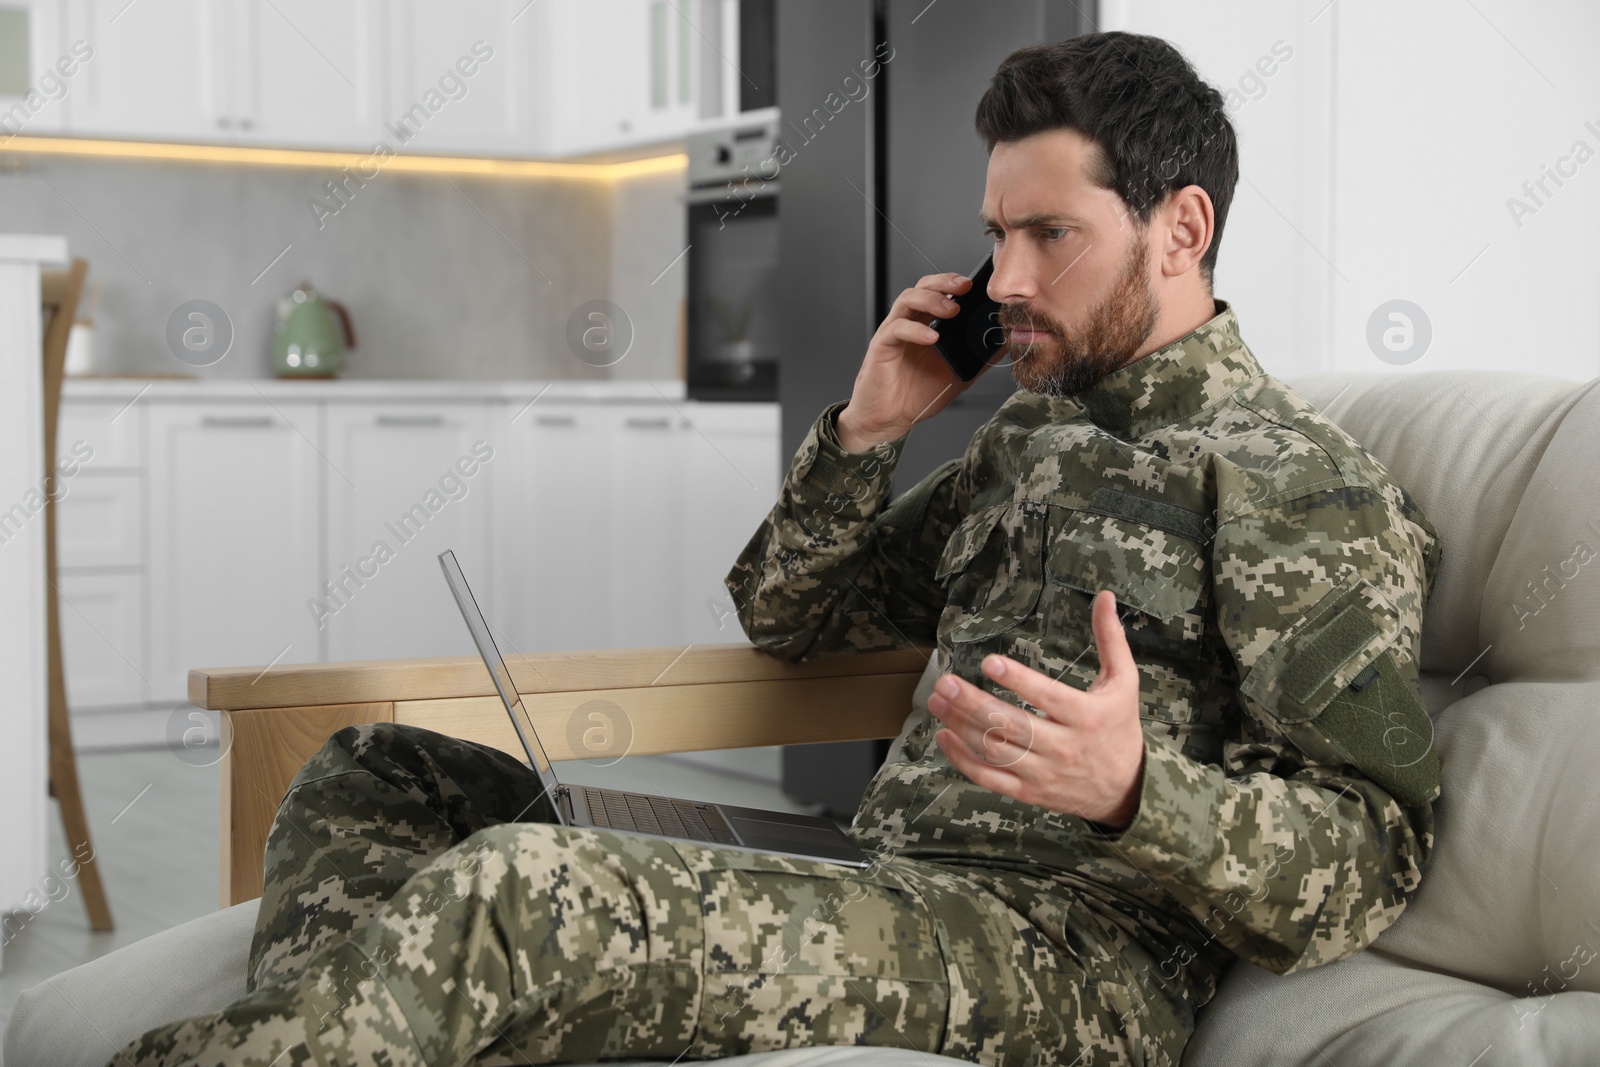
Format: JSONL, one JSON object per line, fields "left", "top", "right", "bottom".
{"left": 684, "top": 116, "right": 780, "bottom": 401}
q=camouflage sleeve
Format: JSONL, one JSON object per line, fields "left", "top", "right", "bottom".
{"left": 1090, "top": 481, "right": 1441, "bottom": 975}
{"left": 723, "top": 401, "right": 970, "bottom": 662}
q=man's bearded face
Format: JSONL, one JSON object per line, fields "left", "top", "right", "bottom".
{"left": 997, "top": 229, "right": 1160, "bottom": 397}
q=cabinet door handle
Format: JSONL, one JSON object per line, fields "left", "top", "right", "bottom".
{"left": 624, "top": 416, "right": 672, "bottom": 430}
{"left": 375, "top": 414, "right": 446, "bottom": 427}
{"left": 534, "top": 414, "right": 577, "bottom": 427}
{"left": 201, "top": 415, "right": 273, "bottom": 428}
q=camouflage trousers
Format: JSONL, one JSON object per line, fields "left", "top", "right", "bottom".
{"left": 115, "top": 722, "right": 1168, "bottom": 1066}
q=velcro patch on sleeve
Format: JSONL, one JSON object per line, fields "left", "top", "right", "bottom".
{"left": 1302, "top": 649, "right": 1440, "bottom": 807}
{"left": 1281, "top": 603, "right": 1383, "bottom": 707}
{"left": 1240, "top": 571, "right": 1401, "bottom": 726}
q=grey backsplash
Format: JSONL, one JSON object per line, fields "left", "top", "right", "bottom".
{"left": 1, "top": 152, "right": 686, "bottom": 381}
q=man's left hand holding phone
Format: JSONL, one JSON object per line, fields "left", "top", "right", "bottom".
{"left": 834, "top": 270, "right": 993, "bottom": 453}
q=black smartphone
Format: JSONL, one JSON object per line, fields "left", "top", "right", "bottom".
{"left": 929, "top": 254, "right": 1006, "bottom": 382}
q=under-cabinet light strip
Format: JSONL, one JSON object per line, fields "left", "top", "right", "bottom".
{"left": 0, "top": 135, "right": 687, "bottom": 180}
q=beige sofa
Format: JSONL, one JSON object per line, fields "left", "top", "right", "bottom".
{"left": 1181, "top": 369, "right": 1600, "bottom": 1065}
{"left": 8, "top": 369, "right": 1599, "bottom": 1067}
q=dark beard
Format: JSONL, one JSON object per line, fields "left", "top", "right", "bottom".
{"left": 999, "top": 235, "right": 1161, "bottom": 397}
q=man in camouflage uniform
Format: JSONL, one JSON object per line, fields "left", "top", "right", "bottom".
{"left": 116, "top": 31, "right": 1440, "bottom": 1067}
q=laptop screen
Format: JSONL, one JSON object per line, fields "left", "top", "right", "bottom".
{"left": 437, "top": 550, "right": 565, "bottom": 820}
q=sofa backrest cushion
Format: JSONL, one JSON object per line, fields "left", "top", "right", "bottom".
{"left": 1288, "top": 371, "right": 1593, "bottom": 680}
{"left": 1478, "top": 380, "right": 1600, "bottom": 682}
{"left": 1287, "top": 371, "right": 1600, "bottom": 995}
{"left": 1373, "top": 680, "right": 1600, "bottom": 994}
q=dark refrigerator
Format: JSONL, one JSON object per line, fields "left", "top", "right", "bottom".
{"left": 775, "top": 0, "right": 1099, "bottom": 816}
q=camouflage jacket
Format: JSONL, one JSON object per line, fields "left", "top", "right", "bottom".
{"left": 725, "top": 300, "right": 1442, "bottom": 1005}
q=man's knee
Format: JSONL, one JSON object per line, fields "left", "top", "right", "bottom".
{"left": 320, "top": 720, "right": 434, "bottom": 763}
{"left": 456, "top": 822, "right": 563, "bottom": 875}
{"left": 291, "top": 721, "right": 435, "bottom": 789}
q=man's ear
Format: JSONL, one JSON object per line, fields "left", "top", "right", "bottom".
{"left": 1159, "top": 185, "right": 1215, "bottom": 280}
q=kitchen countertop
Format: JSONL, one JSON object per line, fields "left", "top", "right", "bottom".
{"left": 61, "top": 377, "right": 699, "bottom": 403}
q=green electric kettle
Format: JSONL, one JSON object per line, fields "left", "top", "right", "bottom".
{"left": 273, "top": 281, "right": 356, "bottom": 378}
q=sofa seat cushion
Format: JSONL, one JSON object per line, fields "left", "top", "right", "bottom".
{"left": 1184, "top": 677, "right": 1600, "bottom": 1066}
{"left": 3, "top": 897, "right": 972, "bottom": 1067}
{"left": 1183, "top": 949, "right": 1600, "bottom": 1067}
{"left": 6, "top": 898, "right": 258, "bottom": 1067}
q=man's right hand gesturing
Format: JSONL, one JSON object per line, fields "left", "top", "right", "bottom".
{"left": 835, "top": 271, "right": 986, "bottom": 453}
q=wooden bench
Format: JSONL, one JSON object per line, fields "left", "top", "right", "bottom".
{"left": 191, "top": 643, "right": 930, "bottom": 905}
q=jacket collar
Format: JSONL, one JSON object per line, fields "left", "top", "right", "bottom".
{"left": 1065, "top": 299, "right": 1263, "bottom": 438}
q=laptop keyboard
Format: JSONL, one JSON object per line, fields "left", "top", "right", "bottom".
{"left": 577, "top": 786, "right": 738, "bottom": 844}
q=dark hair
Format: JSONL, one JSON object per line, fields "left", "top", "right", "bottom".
{"left": 975, "top": 31, "right": 1239, "bottom": 287}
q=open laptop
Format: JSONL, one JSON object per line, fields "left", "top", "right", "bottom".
{"left": 438, "top": 550, "right": 872, "bottom": 868}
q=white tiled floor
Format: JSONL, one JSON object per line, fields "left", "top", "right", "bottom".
{"left": 0, "top": 745, "right": 814, "bottom": 1061}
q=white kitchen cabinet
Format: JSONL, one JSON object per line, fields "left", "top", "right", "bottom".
{"left": 405, "top": 0, "right": 719, "bottom": 158}
{"left": 147, "top": 403, "right": 324, "bottom": 702}
{"left": 238, "top": 0, "right": 385, "bottom": 147}
{"left": 677, "top": 400, "right": 779, "bottom": 644}
{"left": 495, "top": 404, "right": 619, "bottom": 654}
{"left": 59, "top": 383, "right": 780, "bottom": 744}
{"left": 605, "top": 403, "right": 782, "bottom": 649}
{"left": 322, "top": 402, "right": 497, "bottom": 662}
{"left": 0, "top": 0, "right": 68, "bottom": 134}
{"left": 55, "top": 393, "right": 146, "bottom": 712}
{"left": 56, "top": 469, "right": 140, "bottom": 568}
{"left": 39, "top": 0, "right": 730, "bottom": 157}
{"left": 57, "top": 570, "right": 147, "bottom": 707}
{"left": 606, "top": 406, "right": 690, "bottom": 648}
{"left": 538, "top": 0, "right": 718, "bottom": 158}
{"left": 495, "top": 399, "right": 780, "bottom": 655}
{"left": 63, "top": 0, "right": 384, "bottom": 147}
{"left": 56, "top": 395, "right": 141, "bottom": 469}
{"left": 384, "top": 0, "right": 532, "bottom": 155}
{"left": 665, "top": 400, "right": 782, "bottom": 784}
{"left": 63, "top": 0, "right": 229, "bottom": 141}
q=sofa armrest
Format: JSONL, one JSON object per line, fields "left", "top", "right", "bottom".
{"left": 192, "top": 642, "right": 930, "bottom": 906}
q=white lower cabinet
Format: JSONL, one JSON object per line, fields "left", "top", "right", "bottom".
{"left": 55, "top": 470, "right": 147, "bottom": 709}
{"left": 323, "top": 403, "right": 496, "bottom": 663}
{"left": 495, "top": 404, "right": 624, "bottom": 654}
{"left": 60, "top": 386, "right": 782, "bottom": 739}
{"left": 56, "top": 398, "right": 143, "bottom": 470}
{"left": 608, "top": 403, "right": 780, "bottom": 650}
{"left": 56, "top": 471, "right": 142, "bottom": 569}
{"left": 607, "top": 408, "right": 691, "bottom": 649}
{"left": 678, "top": 402, "right": 781, "bottom": 645}
{"left": 493, "top": 401, "right": 780, "bottom": 655}
{"left": 147, "top": 403, "right": 325, "bottom": 703}
{"left": 55, "top": 399, "right": 147, "bottom": 714}
{"left": 57, "top": 570, "right": 147, "bottom": 708}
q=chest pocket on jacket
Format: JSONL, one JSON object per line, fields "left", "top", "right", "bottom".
{"left": 1044, "top": 489, "right": 1213, "bottom": 724}
{"left": 934, "top": 500, "right": 1046, "bottom": 643}
{"left": 1045, "top": 487, "right": 1211, "bottom": 621}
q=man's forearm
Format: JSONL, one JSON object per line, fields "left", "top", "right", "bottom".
{"left": 723, "top": 401, "right": 911, "bottom": 662}
{"left": 1086, "top": 736, "right": 1433, "bottom": 976}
